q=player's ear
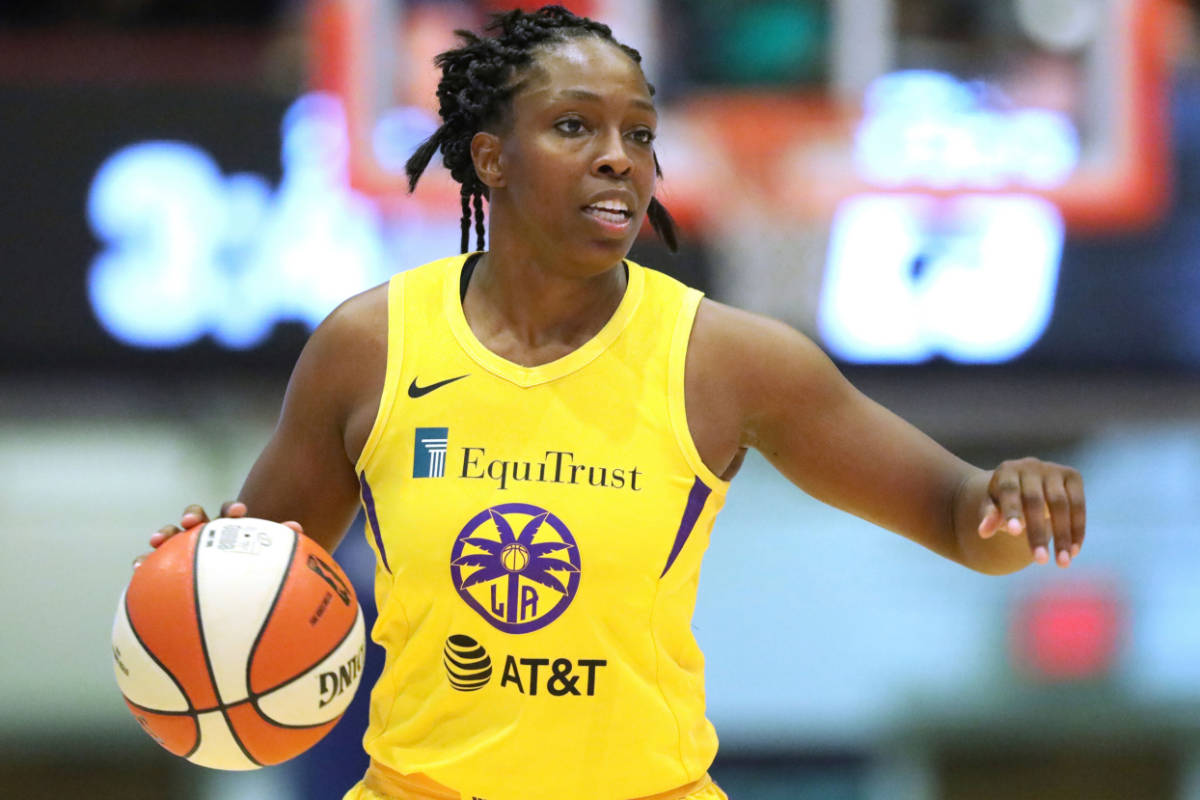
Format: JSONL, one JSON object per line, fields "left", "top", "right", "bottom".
{"left": 471, "top": 131, "right": 505, "bottom": 189}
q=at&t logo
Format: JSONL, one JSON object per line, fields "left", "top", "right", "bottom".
{"left": 442, "top": 635, "right": 606, "bottom": 697}
{"left": 443, "top": 635, "right": 492, "bottom": 691}
{"left": 449, "top": 503, "right": 580, "bottom": 634}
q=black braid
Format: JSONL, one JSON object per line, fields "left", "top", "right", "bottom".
{"left": 648, "top": 153, "right": 676, "bottom": 252}
{"left": 473, "top": 191, "right": 486, "bottom": 252}
{"left": 459, "top": 188, "right": 472, "bottom": 254}
{"left": 405, "top": 4, "right": 679, "bottom": 254}
{"left": 647, "top": 198, "right": 678, "bottom": 253}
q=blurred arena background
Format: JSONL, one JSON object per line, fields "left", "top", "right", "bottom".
{"left": 2, "top": 0, "right": 1199, "bottom": 797}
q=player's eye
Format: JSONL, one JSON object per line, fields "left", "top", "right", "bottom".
{"left": 629, "top": 128, "right": 656, "bottom": 145}
{"left": 555, "top": 118, "right": 586, "bottom": 135}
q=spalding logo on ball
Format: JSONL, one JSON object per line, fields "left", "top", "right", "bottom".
{"left": 112, "top": 517, "right": 366, "bottom": 770}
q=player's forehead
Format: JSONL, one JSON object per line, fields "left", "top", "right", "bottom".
{"left": 513, "top": 36, "right": 655, "bottom": 114}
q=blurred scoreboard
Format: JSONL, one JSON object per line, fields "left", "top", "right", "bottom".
{"left": 2, "top": 0, "right": 1198, "bottom": 373}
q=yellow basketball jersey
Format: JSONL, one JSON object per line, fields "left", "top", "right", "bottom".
{"left": 354, "top": 254, "right": 729, "bottom": 800}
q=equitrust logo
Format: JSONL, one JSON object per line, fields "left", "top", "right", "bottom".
{"left": 413, "top": 427, "right": 449, "bottom": 478}
{"left": 413, "top": 431, "right": 645, "bottom": 491}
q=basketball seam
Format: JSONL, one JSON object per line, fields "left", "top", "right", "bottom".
{"left": 194, "top": 523, "right": 264, "bottom": 768}
{"left": 245, "top": 714, "right": 346, "bottom": 731}
{"left": 123, "top": 697, "right": 195, "bottom": 716}
{"left": 121, "top": 594, "right": 201, "bottom": 760}
{"left": 247, "top": 717, "right": 343, "bottom": 731}
{"left": 252, "top": 605, "right": 364, "bottom": 729}
{"left": 122, "top": 592, "right": 196, "bottom": 715}
{"left": 248, "top": 579, "right": 360, "bottom": 698}
{"left": 230, "top": 703, "right": 343, "bottom": 732}
{"left": 244, "top": 528, "right": 300, "bottom": 700}
{"left": 124, "top": 695, "right": 342, "bottom": 724}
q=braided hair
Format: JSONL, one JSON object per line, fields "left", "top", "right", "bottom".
{"left": 405, "top": 4, "right": 679, "bottom": 254}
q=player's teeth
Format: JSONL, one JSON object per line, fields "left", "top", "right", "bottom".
{"left": 587, "top": 208, "right": 628, "bottom": 224}
{"left": 589, "top": 202, "right": 629, "bottom": 214}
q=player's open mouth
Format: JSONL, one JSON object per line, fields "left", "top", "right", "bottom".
{"left": 582, "top": 201, "right": 633, "bottom": 227}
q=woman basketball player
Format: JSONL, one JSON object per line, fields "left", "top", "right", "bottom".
{"left": 143, "top": 6, "right": 1086, "bottom": 799}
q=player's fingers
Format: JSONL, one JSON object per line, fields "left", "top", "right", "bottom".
{"left": 180, "top": 503, "right": 211, "bottom": 530}
{"left": 282, "top": 520, "right": 305, "bottom": 535}
{"left": 132, "top": 552, "right": 151, "bottom": 569}
{"left": 1019, "top": 470, "right": 1051, "bottom": 565}
{"left": 220, "top": 501, "right": 248, "bottom": 518}
{"left": 1065, "top": 469, "right": 1086, "bottom": 558}
{"left": 989, "top": 467, "right": 1025, "bottom": 538}
{"left": 1044, "top": 472, "right": 1072, "bottom": 567}
{"left": 150, "top": 523, "right": 180, "bottom": 548}
{"left": 977, "top": 500, "right": 1003, "bottom": 538}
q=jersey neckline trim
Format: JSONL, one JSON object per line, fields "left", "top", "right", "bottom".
{"left": 443, "top": 253, "right": 646, "bottom": 388}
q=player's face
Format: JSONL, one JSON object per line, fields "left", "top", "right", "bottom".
{"left": 492, "top": 37, "right": 658, "bottom": 272}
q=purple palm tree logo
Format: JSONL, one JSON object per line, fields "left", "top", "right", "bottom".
{"left": 450, "top": 503, "right": 581, "bottom": 634}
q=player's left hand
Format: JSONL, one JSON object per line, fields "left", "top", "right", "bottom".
{"left": 977, "top": 458, "right": 1085, "bottom": 568}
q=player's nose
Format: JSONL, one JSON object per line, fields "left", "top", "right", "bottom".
{"left": 592, "top": 129, "right": 633, "bottom": 178}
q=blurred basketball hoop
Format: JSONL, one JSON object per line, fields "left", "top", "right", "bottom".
{"left": 668, "top": 0, "right": 1171, "bottom": 231}
{"left": 660, "top": 0, "right": 1174, "bottom": 360}
{"left": 309, "top": 0, "right": 1170, "bottom": 228}
{"left": 305, "top": 0, "right": 1173, "bottom": 362}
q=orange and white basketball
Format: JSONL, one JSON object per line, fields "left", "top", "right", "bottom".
{"left": 111, "top": 517, "right": 365, "bottom": 770}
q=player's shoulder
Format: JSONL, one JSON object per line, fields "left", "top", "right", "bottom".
{"left": 289, "top": 281, "right": 389, "bottom": 401}
{"left": 315, "top": 281, "right": 389, "bottom": 347}
{"left": 692, "top": 297, "right": 812, "bottom": 354}
{"left": 690, "top": 297, "right": 834, "bottom": 392}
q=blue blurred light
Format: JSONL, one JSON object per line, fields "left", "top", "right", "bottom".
{"left": 818, "top": 70, "right": 1073, "bottom": 364}
{"left": 819, "top": 194, "right": 1063, "bottom": 363}
{"left": 372, "top": 105, "right": 438, "bottom": 173}
{"left": 855, "top": 71, "right": 1080, "bottom": 189}
{"left": 86, "top": 92, "right": 439, "bottom": 351}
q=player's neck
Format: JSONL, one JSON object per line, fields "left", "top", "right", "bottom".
{"left": 462, "top": 248, "right": 627, "bottom": 367}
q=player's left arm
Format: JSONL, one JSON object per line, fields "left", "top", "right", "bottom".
{"left": 692, "top": 299, "right": 1085, "bottom": 575}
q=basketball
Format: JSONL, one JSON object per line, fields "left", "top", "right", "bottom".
{"left": 501, "top": 542, "right": 529, "bottom": 572}
{"left": 111, "top": 517, "right": 366, "bottom": 770}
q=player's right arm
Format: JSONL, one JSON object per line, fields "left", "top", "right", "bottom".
{"left": 144, "top": 284, "right": 389, "bottom": 559}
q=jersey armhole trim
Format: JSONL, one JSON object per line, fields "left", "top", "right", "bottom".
{"left": 355, "top": 273, "right": 405, "bottom": 475}
{"left": 668, "top": 289, "right": 730, "bottom": 493}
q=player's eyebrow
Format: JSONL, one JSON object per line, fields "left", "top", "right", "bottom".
{"left": 557, "top": 88, "right": 656, "bottom": 113}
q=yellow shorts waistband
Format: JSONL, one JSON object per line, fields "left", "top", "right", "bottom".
{"left": 364, "top": 759, "right": 715, "bottom": 800}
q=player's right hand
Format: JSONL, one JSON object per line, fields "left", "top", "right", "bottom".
{"left": 132, "top": 501, "right": 247, "bottom": 570}
{"left": 148, "top": 501, "right": 248, "bottom": 550}
{"left": 134, "top": 503, "right": 306, "bottom": 570}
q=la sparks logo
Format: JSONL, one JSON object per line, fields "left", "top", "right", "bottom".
{"left": 450, "top": 503, "right": 580, "bottom": 634}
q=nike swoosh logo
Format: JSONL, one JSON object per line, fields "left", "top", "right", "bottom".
{"left": 408, "top": 374, "right": 468, "bottom": 398}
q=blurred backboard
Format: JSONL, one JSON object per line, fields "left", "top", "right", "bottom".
{"left": 667, "top": 0, "right": 1172, "bottom": 233}
{"left": 311, "top": 0, "right": 1172, "bottom": 234}
{"left": 302, "top": 0, "right": 1178, "bottom": 365}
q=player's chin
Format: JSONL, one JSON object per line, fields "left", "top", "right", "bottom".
{"left": 583, "top": 221, "right": 641, "bottom": 252}
{"left": 578, "top": 237, "right": 636, "bottom": 269}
